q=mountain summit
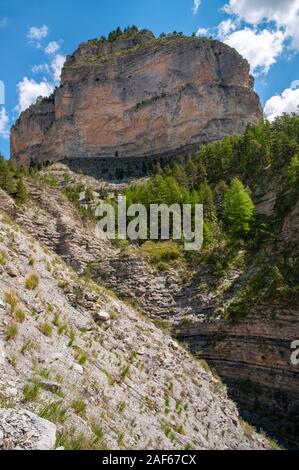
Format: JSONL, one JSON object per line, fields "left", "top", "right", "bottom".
{"left": 11, "top": 28, "right": 261, "bottom": 170}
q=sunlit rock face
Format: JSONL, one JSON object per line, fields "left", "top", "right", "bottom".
{"left": 11, "top": 30, "right": 262, "bottom": 169}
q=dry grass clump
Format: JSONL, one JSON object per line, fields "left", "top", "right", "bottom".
{"left": 25, "top": 273, "right": 39, "bottom": 290}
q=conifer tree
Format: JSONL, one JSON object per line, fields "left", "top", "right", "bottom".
{"left": 162, "top": 165, "right": 172, "bottom": 177}
{"left": 196, "top": 162, "right": 207, "bottom": 185}
{"left": 190, "top": 189, "right": 200, "bottom": 205}
{"left": 215, "top": 180, "right": 229, "bottom": 217}
{"left": 223, "top": 178, "right": 254, "bottom": 238}
{"left": 221, "top": 136, "right": 233, "bottom": 171}
{"left": 164, "top": 176, "right": 181, "bottom": 205}
{"left": 198, "top": 181, "right": 217, "bottom": 221}
{"left": 185, "top": 159, "right": 197, "bottom": 189}
{"left": 0, "top": 157, "right": 15, "bottom": 196}
{"left": 14, "top": 177, "right": 28, "bottom": 204}
{"left": 153, "top": 162, "right": 163, "bottom": 175}
{"left": 287, "top": 154, "right": 299, "bottom": 188}
{"left": 172, "top": 164, "right": 188, "bottom": 188}
{"left": 181, "top": 187, "right": 191, "bottom": 204}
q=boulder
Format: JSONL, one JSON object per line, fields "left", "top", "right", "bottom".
{"left": 94, "top": 309, "right": 111, "bottom": 323}
{"left": 0, "top": 409, "right": 56, "bottom": 450}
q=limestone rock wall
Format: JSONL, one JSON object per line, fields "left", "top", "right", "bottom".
{"left": 11, "top": 31, "right": 262, "bottom": 169}
{"left": 175, "top": 306, "right": 299, "bottom": 447}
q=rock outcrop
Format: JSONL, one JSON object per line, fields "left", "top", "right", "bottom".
{"left": 8, "top": 169, "right": 298, "bottom": 447}
{"left": 175, "top": 304, "right": 299, "bottom": 447}
{"left": 0, "top": 200, "right": 272, "bottom": 450}
{"left": 11, "top": 29, "right": 262, "bottom": 172}
{"left": 0, "top": 409, "right": 56, "bottom": 450}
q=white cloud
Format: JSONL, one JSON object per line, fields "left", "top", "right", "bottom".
{"left": 224, "top": 0, "right": 299, "bottom": 49}
{"left": 18, "top": 54, "right": 65, "bottom": 112}
{"left": 264, "top": 86, "right": 299, "bottom": 121}
{"left": 224, "top": 0, "right": 298, "bottom": 24}
{"left": 0, "top": 107, "right": 9, "bottom": 139}
{"left": 15, "top": 25, "right": 66, "bottom": 113}
{"left": 224, "top": 27, "right": 285, "bottom": 75}
{"left": 218, "top": 19, "right": 238, "bottom": 39}
{"left": 32, "top": 54, "right": 65, "bottom": 83}
{"left": 51, "top": 54, "right": 66, "bottom": 83}
{"left": 196, "top": 27, "right": 209, "bottom": 36}
{"left": 16, "top": 78, "right": 53, "bottom": 112}
{"left": 32, "top": 63, "right": 50, "bottom": 75}
{"left": 16, "top": 26, "right": 66, "bottom": 114}
{"left": 27, "top": 25, "right": 49, "bottom": 41}
{"left": 45, "top": 41, "right": 60, "bottom": 55}
{"left": 193, "top": 0, "right": 201, "bottom": 15}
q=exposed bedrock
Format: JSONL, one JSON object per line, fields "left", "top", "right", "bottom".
{"left": 12, "top": 181, "right": 299, "bottom": 446}
{"left": 174, "top": 305, "right": 299, "bottom": 447}
{"left": 11, "top": 30, "right": 262, "bottom": 170}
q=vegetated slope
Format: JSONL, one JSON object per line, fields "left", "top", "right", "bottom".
{"left": 120, "top": 114, "right": 299, "bottom": 445}
{"left": 1, "top": 115, "right": 298, "bottom": 446}
{"left": 0, "top": 193, "right": 272, "bottom": 450}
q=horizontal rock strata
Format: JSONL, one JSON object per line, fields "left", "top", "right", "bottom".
{"left": 11, "top": 30, "right": 262, "bottom": 171}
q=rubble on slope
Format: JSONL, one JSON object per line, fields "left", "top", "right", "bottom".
{"left": 0, "top": 204, "right": 272, "bottom": 450}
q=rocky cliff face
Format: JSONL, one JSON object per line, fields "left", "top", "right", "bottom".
{"left": 11, "top": 30, "right": 262, "bottom": 169}
{"left": 7, "top": 163, "right": 297, "bottom": 447}
{"left": 0, "top": 190, "right": 273, "bottom": 450}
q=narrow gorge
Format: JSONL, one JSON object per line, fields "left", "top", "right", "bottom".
{"left": 1, "top": 27, "right": 298, "bottom": 451}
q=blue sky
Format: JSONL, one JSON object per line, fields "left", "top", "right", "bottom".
{"left": 1, "top": 0, "right": 299, "bottom": 158}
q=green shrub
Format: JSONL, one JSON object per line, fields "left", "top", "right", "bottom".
{"left": 226, "top": 266, "right": 285, "bottom": 323}
{"left": 71, "top": 399, "right": 86, "bottom": 416}
{"left": 77, "top": 352, "right": 87, "bottom": 365}
{"left": 23, "top": 381, "right": 41, "bottom": 402}
{"left": 56, "top": 427, "right": 107, "bottom": 450}
{"left": 287, "top": 154, "right": 299, "bottom": 188}
{"left": 120, "top": 365, "right": 130, "bottom": 380}
{"left": 28, "top": 256, "right": 35, "bottom": 266}
{"left": 140, "top": 241, "right": 182, "bottom": 269}
{"left": 67, "top": 330, "right": 76, "bottom": 347}
{"left": 0, "top": 250, "right": 7, "bottom": 265}
{"left": 39, "top": 401, "right": 67, "bottom": 424}
{"left": 100, "top": 368, "right": 115, "bottom": 386}
{"left": 111, "top": 238, "right": 129, "bottom": 249}
{"left": 4, "top": 290, "right": 19, "bottom": 314}
{"left": 39, "top": 322, "right": 53, "bottom": 337}
{"left": 6, "top": 322, "right": 18, "bottom": 340}
{"left": 25, "top": 273, "right": 39, "bottom": 290}
{"left": 153, "top": 318, "right": 170, "bottom": 334}
{"left": 37, "top": 368, "right": 51, "bottom": 379}
{"left": 9, "top": 355, "right": 17, "bottom": 368}
{"left": 198, "top": 359, "right": 210, "bottom": 373}
{"left": 117, "top": 401, "right": 127, "bottom": 413}
{"left": 35, "top": 174, "right": 58, "bottom": 188}
{"left": 15, "top": 309, "right": 26, "bottom": 323}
